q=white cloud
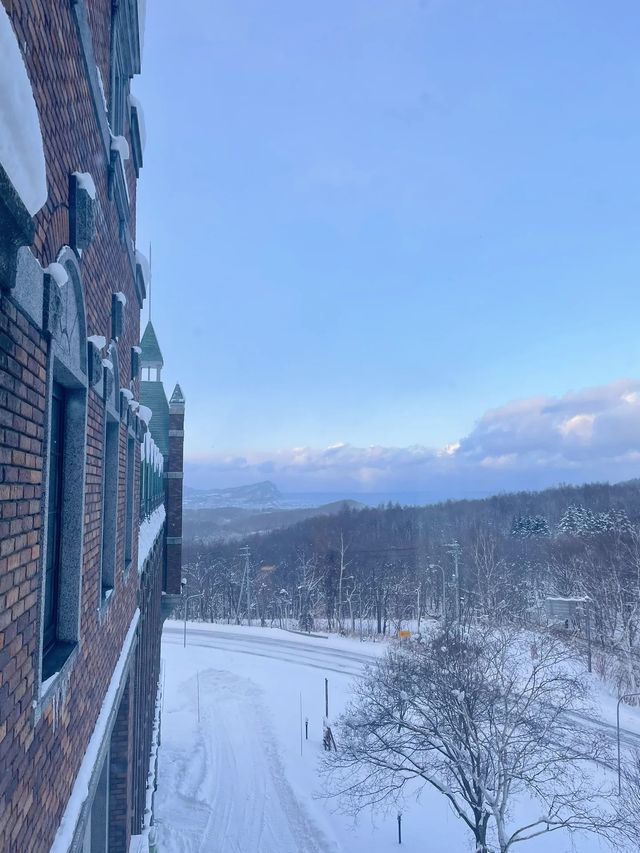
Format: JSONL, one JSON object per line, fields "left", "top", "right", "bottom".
{"left": 185, "top": 378, "right": 640, "bottom": 497}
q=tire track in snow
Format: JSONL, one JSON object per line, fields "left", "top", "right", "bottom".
{"left": 157, "top": 668, "right": 336, "bottom": 853}
{"left": 163, "top": 635, "right": 364, "bottom": 679}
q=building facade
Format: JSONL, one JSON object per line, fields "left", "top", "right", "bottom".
{"left": 0, "top": 2, "right": 183, "bottom": 851}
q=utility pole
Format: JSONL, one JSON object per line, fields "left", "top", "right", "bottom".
{"left": 238, "top": 545, "right": 251, "bottom": 626}
{"left": 446, "top": 541, "right": 461, "bottom": 628}
{"left": 429, "top": 563, "right": 447, "bottom": 626}
{"left": 183, "top": 592, "right": 204, "bottom": 647}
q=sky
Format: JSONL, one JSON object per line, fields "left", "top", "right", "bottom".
{"left": 135, "top": 0, "right": 640, "bottom": 496}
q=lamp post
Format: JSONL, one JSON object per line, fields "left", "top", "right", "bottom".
{"left": 429, "top": 563, "right": 447, "bottom": 625}
{"left": 184, "top": 592, "right": 204, "bottom": 647}
{"left": 617, "top": 692, "right": 640, "bottom": 794}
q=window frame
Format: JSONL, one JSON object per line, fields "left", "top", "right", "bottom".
{"left": 43, "top": 382, "right": 66, "bottom": 656}
{"left": 100, "top": 412, "right": 119, "bottom": 603}
{"left": 39, "top": 249, "right": 88, "bottom": 690}
{"left": 124, "top": 433, "right": 135, "bottom": 572}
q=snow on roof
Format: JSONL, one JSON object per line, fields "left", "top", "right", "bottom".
{"left": 111, "top": 134, "right": 130, "bottom": 162}
{"left": 73, "top": 171, "right": 97, "bottom": 200}
{"left": 115, "top": 290, "right": 127, "bottom": 306}
{"left": 135, "top": 249, "right": 150, "bottom": 292}
{"left": 45, "top": 262, "right": 69, "bottom": 288}
{"left": 129, "top": 94, "right": 147, "bottom": 151}
{"left": 120, "top": 388, "right": 134, "bottom": 401}
{"left": 133, "top": 345, "right": 142, "bottom": 355}
{"left": 88, "top": 334, "right": 106, "bottom": 350}
{"left": 102, "top": 358, "right": 114, "bottom": 371}
{"left": 0, "top": 7, "right": 47, "bottom": 214}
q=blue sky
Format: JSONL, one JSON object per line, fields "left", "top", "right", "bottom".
{"left": 136, "top": 1, "right": 640, "bottom": 494}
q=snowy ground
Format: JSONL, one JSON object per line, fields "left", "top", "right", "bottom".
{"left": 156, "top": 622, "right": 639, "bottom": 853}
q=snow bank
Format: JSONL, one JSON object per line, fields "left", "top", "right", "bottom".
{"left": 72, "top": 171, "right": 96, "bottom": 200}
{"left": 50, "top": 610, "right": 140, "bottom": 853}
{"left": 0, "top": 7, "right": 47, "bottom": 214}
{"left": 138, "top": 504, "right": 165, "bottom": 572}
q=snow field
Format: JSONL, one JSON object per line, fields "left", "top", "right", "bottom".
{"left": 157, "top": 623, "right": 636, "bottom": 853}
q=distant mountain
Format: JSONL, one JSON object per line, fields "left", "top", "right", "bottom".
{"left": 183, "top": 499, "right": 365, "bottom": 542}
{"left": 183, "top": 480, "right": 284, "bottom": 510}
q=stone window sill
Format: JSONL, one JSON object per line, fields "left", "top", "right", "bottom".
{"left": 36, "top": 643, "right": 78, "bottom": 722}
{"left": 98, "top": 586, "right": 115, "bottom": 622}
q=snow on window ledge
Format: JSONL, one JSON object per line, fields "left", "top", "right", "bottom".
{"left": 138, "top": 504, "right": 165, "bottom": 573}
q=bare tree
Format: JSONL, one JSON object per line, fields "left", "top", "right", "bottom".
{"left": 618, "top": 751, "right": 640, "bottom": 849}
{"left": 323, "top": 626, "right": 621, "bottom": 852}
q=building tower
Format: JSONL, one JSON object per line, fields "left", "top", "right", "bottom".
{"left": 139, "top": 321, "right": 169, "bottom": 460}
{"left": 139, "top": 321, "right": 185, "bottom": 595}
{"left": 166, "top": 384, "right": 186, "bottom": 594}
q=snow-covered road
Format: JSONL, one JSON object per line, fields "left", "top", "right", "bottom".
{"left": 156, "top": 665, "right": 333, "bottom": 853}
{"left": 156, "top": 622, "right": 638, "bottom": 853}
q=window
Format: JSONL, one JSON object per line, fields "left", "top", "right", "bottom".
{"left": 110, "top": 11, "right": 129, "bottom": 136}
{"left": 43, "top": 383, "right": 65, "bottom": 656}
{"left": 124, "top": 435, "right": 135, "bottom": 569}
{"left": 81, "top": 746, "right": 110, "bottom": 852}
{"left": 100, "top": 415, "right": 119, "bottom": 600}
{"left": 40, "top": 249, "right": 88, "bottom": 686}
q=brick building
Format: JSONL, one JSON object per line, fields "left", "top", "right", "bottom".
{"left": 0, "top": 2, "right": 184, "bottom": 851}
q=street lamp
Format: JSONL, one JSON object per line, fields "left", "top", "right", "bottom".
{"left": 617, "top": 692, "right": 640, "bottom": 794}
{"left": 183, "top": 592, "right": 204, "bottom": 647}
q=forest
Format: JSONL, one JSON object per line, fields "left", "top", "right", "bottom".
{"left": 181, "top": 478, "right": 640, "bottom": 695}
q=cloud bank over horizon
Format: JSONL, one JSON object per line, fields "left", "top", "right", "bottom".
{"left": 184, "top": 379, "right": 640, "bottom": 498}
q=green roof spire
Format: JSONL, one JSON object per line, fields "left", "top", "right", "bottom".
{"left": 140, "top": 321, "right": 163, "bottom": 367}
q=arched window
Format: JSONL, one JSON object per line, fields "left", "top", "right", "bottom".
{"left": 40, "top": 247, "right": 88, "bottom": 681}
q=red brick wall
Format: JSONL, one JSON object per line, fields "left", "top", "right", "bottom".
{"left": 0, "top": 294, "right": 46, "bottom": 850}
{"left": 0, "top": 1, "right": 154, "bottom": 850}
{"left": 165, "top": 409, "right": 185, "bottom": 594}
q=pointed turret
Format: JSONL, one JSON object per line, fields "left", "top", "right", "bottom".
{"left": 139, "top": 321, "right": 169, "bottom": 460}
{"left": 169, "top": 383, "right": 185, "bottom": 410}
{"left": 140, "top": 320, "right": 164, "bottom": 379}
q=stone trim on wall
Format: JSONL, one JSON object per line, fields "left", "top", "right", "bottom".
{"left": 50, "top": 610, "right": 140, "bottom": 853}
{"left": 38, "top": 246, "right": 89, "bottom": 686}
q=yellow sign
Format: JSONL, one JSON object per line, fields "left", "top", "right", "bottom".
{"left": 398, "top": 630, "right": 411, "bottom": 638}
